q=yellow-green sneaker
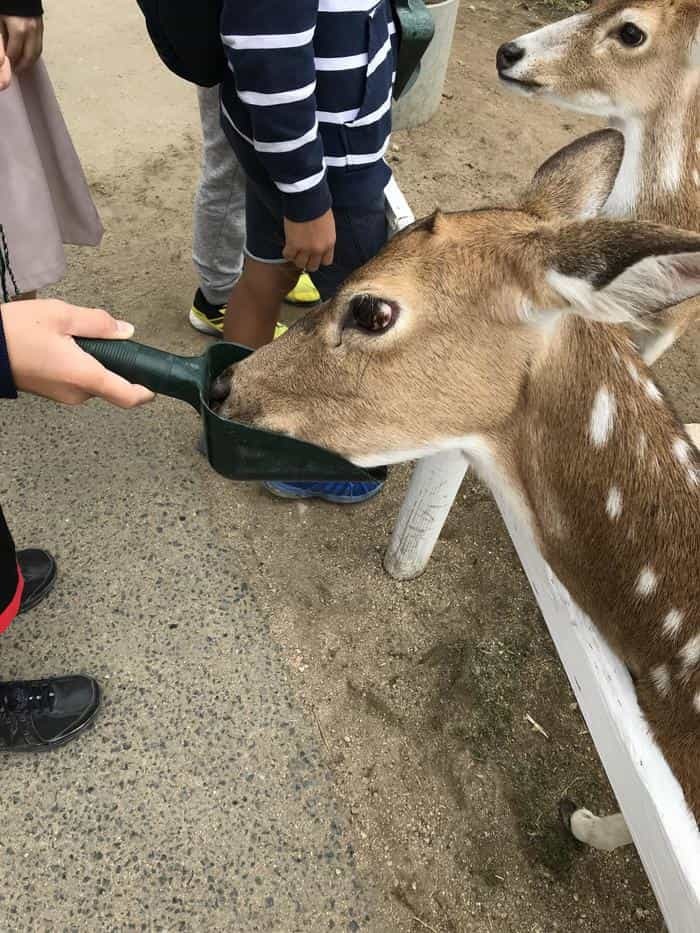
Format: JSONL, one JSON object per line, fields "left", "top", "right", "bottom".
{"left": 189, "top": 288, "right": 225, "bottom": 336}
{"left": 189, "top": 288, "right": 288, "bottom": 340}
{"left": 285, "top": 273, "right": 321, "bottom": 307}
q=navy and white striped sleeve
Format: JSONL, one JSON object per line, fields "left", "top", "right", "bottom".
{"left": 221, "top": 2, "right": 331, "bottom": 223}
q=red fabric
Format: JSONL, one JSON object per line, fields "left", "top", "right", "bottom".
{"left": 0, "top": 564, "right": 23, "bottom": 634}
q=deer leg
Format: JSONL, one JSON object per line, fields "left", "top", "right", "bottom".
{"left": 560, "top": 799, "right": 633, "bottom": 852}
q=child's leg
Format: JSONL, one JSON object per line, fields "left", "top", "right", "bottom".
{"left": 222, "top": 181, "right": 299, "bottom": 347}
{"left": 193, "top": 86, "right": 246, "bottom": 307}
{"left": 223, "top": 258, "right": 297, "bottom": 348}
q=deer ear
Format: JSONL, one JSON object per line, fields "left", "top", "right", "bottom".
{"left": 522, "top": 129, "right": 624, "bottom": 221}
{"left": 545, "top": 221, "right": 700, "bottom": 324}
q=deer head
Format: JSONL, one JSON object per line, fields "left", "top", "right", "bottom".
{"left": 496, "top": 0, "right": 700, "bottom": 120}
{"left": 220, "top": 130, "right": 700, "bottom": 470}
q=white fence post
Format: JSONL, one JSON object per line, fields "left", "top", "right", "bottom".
{"left": 384, "top": 450, "right": 468, "bottom": 580}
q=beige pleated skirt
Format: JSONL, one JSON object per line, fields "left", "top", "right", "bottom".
{"left": 0, "top": 59, "right": 103, "bottom": 295}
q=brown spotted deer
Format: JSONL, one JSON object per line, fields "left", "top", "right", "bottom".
{"left": 496, "top": 0, "right": 700, "bottom": 373}
{"left": 219, "top": 130, "right": 700, "bottom": 853}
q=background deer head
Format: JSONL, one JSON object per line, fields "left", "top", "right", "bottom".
{"left": 496, "top": 0, "right": 700, "bottom": 120}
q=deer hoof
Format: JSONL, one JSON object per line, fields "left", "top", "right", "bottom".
{"left": 559, "top": 797, "right": 579, "bottom": 835}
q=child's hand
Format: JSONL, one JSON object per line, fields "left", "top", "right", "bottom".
{"left": 0, "top": 35, "right": 11, "bottom": 90}
{"left": 283, "top": 210, "right": 336, "bottom": 272}
{"left": 1, "top": 299, "right": 155, "bottom": 408}
{"left": 0, "top": 15, "right": 43, "bottom": 73}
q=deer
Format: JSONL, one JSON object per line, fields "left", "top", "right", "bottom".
{"left": 496, "top": 0, "right": 700, "bottom": 417}
{"left": 216, "top": 129, "right": 700, "bottom": 854}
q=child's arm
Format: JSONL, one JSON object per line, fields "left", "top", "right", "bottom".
{"left": 221, "top": 2, "right": 330, "bottom": 226}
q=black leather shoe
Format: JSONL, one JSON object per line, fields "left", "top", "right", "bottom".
{"left": 17, "top": 549, "right": 57, "bottom": 614}
{"left": 0, "top": 676, "right": 100, "bottom": 751}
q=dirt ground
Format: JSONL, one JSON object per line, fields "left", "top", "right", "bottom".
{"left": 44, "top": 0, "right": 700, "bottom": 930}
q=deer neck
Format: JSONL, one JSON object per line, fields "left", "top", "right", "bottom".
{"left": 487, "top": 318, "right": 700, "bottom": 671}
{"left": 604, "top": 73, "right": 700, "bottom": 227}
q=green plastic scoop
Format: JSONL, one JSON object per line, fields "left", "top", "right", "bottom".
{"left": 77, "top": 338, "right": 385, "bottom": 484}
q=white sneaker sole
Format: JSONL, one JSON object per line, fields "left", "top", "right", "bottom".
{"left": 189, "top": 308, "right": 222, "bottom": 337}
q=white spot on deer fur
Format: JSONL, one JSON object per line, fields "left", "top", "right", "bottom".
{"left": 606, "top": 487, "right": 623, "bottom": 520}
{"left": 679, "top": 634, "right": 700, "bottom": 678}
{"left": 663, "top": 609, "right": 685, "bottom": 641}
{"left": 645, "top": 380, "right": 662, "bottom": 402}
{"left": 637, "top": 432, "right": 648, "bottom": 459}
{"left": 589, "top": 388, "right": 616, "bottom": 447}
{"left": 626, "top": 360, "right": 640, "bottom": 383}
{"left": 651, "top": 664, "right": 671, "bottom": 698}
{"left": 694, "top": 692, "right": 700, "bottom": 714}
{"left": 694, "top": 169, "right": 700, "bottom": 188}
{"left": 636, "top": 566, "right": 658, "bottom": 598}
{"left": 674, "top": 438, "right": 691, "bottom": 465}
{"left": 672, "top": 438, "right": 698, "bottom": 485}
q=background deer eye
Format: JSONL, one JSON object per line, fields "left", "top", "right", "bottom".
{"left": 618, "top": 23, "right": 646, "bottom": 47}
{"left": 347, "top": 295, "right": 398, "bottom": 332}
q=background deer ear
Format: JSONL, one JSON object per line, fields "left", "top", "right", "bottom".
{"left": 544, "top": 221, "right": 700, "bottom": 324}
{"left": 522, "top": 129, "right": 624, "bottom": 221}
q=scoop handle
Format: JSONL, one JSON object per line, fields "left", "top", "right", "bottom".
{"left": 76, "top": 339, "right": 205, "bottom": 410}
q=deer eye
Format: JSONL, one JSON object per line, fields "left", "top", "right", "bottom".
{"left": 618, "top": 22, "right": 646, "bottom": 47}
{"left": 347, "top": 295, "right": 398, "bottom": 333}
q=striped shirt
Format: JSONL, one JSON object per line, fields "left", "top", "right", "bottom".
{"left": 220, "top": 0, "right": 397, "bottom": 223}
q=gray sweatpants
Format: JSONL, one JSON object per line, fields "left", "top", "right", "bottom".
{"left": 192, "top": 86, "right": 246, "bottom": 307}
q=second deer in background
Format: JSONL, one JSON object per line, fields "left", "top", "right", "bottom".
{"left": 497, "top": 0, "right": 700, "bottom": 370}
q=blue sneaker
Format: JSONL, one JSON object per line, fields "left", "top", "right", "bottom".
{"left": 263, "top": 480, "right": 384, "bottom": 504}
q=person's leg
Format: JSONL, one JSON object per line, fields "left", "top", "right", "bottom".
{"left": 191, "top": 90, "right": 319, "bottom": 332}
{"left": 190, "top": 86, "right": 247, "bottom": 334}
{"left": 222, "top": 181, "right": 298, "bottom": 347}
{"left": 0, "top": 503, "right": 100, "bottom": 751}
{"left": 0, "top": 505, "right": 22, "bottom": 633}
{"left": 223, "top": 258, "right": 298, "bottom": 348}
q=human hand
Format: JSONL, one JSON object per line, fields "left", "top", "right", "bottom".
{"left": 283, "top": 210, "right": 336, "bottom": 272}
{"left": 0, "top": 34, "right": 11, "bottom": 89}
{"left": 1, "top": 299, "right": 156, "bottom": 408}
{"left": 1, "top": 15, "right": 43, "bottom": 73}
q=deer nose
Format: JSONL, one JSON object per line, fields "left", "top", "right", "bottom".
{"left": 497, "top": 42, "right": 525, "bottom": 73}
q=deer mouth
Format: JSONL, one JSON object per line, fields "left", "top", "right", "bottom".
{"left": 499, "top": 75, "right": 544, "bottom": 94}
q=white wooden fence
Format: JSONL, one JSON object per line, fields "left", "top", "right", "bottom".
{"left": 383, "top": 179, "right": 700, "bottom": 932}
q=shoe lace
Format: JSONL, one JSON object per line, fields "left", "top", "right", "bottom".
{"left": 0, "top": 681, "right": 56, "bottom": 715}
